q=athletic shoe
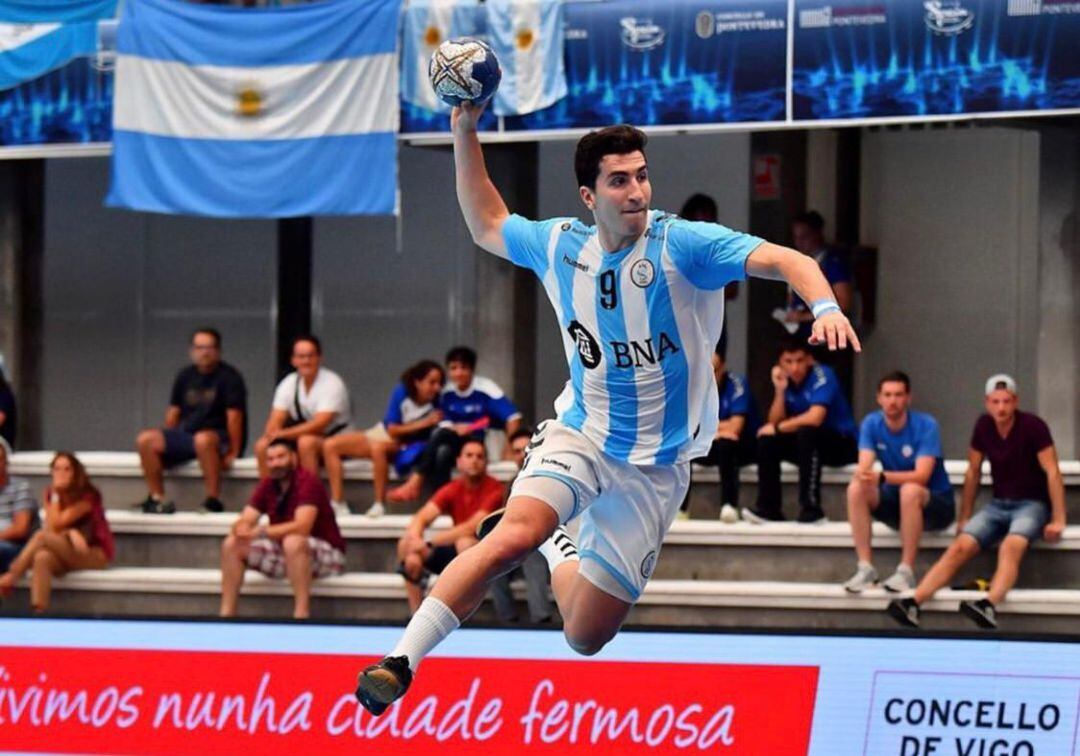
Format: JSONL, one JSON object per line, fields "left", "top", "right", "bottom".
{"left": 201, "top": 497, "right": 225, "bottom": 514}
{"left": 959, "top": 598, "right": 998, "bottom": 629}
{"left": 843, "top": 563, "right": 879, "bottom": 593}
{"left": 740, "top": 506, "right": 785, "bottom": 524}
{"left": 331, "top": 500, "right": 352, "bottom": 518}
{"left": 887, "top": 597, "right": 921, "bottom": 628}
{"left": 476, "top": 507, "right": 505, "bottom": 540}
{"left": 137, "top": 496, "right": 175, "bottom": 515}
{"left": 364, "top": 501, "right": 386, "bottom": 518}
{"left": 796, "top": 507, "right": 828, "bottom": 524}
{"left": 719, "top": 504, "right": 739, "bottom": 524}
{"left": 355, "top": 655, "right": 412, "bottom": 716}
{"left": 882, "top": 564, "right": 916, "bottom": 593}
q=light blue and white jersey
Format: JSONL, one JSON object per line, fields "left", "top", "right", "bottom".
{"left": 503, "top": 210, "right": 763, "bottom": 465}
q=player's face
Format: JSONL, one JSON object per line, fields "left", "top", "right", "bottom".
{"left": 985, "top": 390, "right": 1018, "bottom": 424}
{"left": 447, "top": 360, "right": 473, "bottom": 391}
{"left": 457, "top": 442, "right": 487, "bottom": 477}
{"left": 415, "top": 369, "right": 444, "bottom": 404}
{"left": 189, "top": 333, "right": 220, "bottom": 372}
{"left": 779, "top": 350, "right": 811, "bottom": 384}
{"left": 877, "top": 381, "right": 910, "bottom": 420}
{"left": 712, "top": 353, "right": 726, "bottom": 385}
{"left": 791, "top": 222, "right": 822, "bottom": 256}
{"left": 266, "top": 445, "right": 295, "bottom": 479}
{"left": 582, "top": 152, "right": 651, "bottom": 244}
{"left": 291, "top": 340, "right": 321, "bottom": 378}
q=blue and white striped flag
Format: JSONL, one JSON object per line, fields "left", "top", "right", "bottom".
{"left": 401, "top": 0, "right": 484, "bottom": 114}
{"left": 0, "top": 0, "right": 116, "bottom": 91}
{"left": 107, "top": 0, "right": 401, "bottom": 218}
{"left": 487, "top": 0, "right": 566, "bottom": 117}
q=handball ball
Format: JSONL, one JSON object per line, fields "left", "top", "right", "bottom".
{"left": 428, "top": 37, "right": 501, "bottom": 107}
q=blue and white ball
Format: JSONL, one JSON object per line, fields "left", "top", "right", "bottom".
{"left": 428, "top": 38, "right": 501, "bottom": 107}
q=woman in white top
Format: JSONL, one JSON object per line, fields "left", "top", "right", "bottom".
{"left": 254, "top": 335, "right": 352, "bottom": 477}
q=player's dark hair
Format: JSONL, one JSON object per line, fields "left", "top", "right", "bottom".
{"left": 459, "top": 438, "right": 487, "bottom": 457}
{"left": 401, "top": 359, "right": 445, "bottom": 402}
{"left": 793, "top": 211, "right": 825, "bottom": 232}
{"left": 680, "top": 193, "right": 718, "bottom": 222}
{"left": 509, "top": 428, "right": 533, "bottom": 444}
{"left": 574, "top": 125, "right": 648, "bottom": 190}
{"left": 267, "top": 438, "right": 297, "bottom": 453}
{"left": 877, "top": 371, "right": 911, "bottom": 393}
{"left": 292, "top": 334, "right": 322, "bottom": 355}
{"left": 778, "top": 338, "right": 810, "bottom": 356}
{"left": 191, "top": 327, "right": 222, "bottom": 349}
{"left": 445, "top": 345, "right": 477, "bottom": 370}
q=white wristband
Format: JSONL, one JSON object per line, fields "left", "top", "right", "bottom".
{"left": 811, "top": 299, "right": 841, "bottom": 318}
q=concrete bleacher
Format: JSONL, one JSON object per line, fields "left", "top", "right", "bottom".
{"left": 4, "top": 452, "right": 1080, "bottom": 632}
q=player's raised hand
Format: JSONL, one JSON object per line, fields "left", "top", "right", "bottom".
{"left": 810, "top": 310, "right": 861, "bottom": 352}
{"left": 451, "top": 100, "right": 488, "bottom": 134}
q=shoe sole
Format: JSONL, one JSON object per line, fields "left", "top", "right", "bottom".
{"left": 959, "top": 602, "right": 997, "bottom": 629}
{"left": 356, "top": 668, "right": 404, "bottom": 713}
{"left": 844, "top": 582, "right": 877, "bottom": 594}
{"left": 476, "top": 507, "right": 505, "bottom": 540}
{"left": 740, "top": 509, "right": 782, "bottom": 525}
{"left": 882, "top": 582, "right": 913, "bottom": 594}
{"left": 886, "top": 602, "right": 920, "bottom": 628}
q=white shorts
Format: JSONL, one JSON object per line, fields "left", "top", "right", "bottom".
{"left": 509, "top": 420, "right": 690, "bottom": 604}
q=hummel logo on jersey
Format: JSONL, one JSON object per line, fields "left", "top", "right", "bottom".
{"left": 610, "top": 332, "right": 680, "bottom": 369}
{"left": 567, "top": 320, "right": 602, "bottom": 369}
{"left": 562, "top": 254, "right": 590, "bottom": 273}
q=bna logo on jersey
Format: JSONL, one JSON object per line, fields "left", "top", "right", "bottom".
{"left": 923, "top": 0, "right": 974, "bottom": 34}
{"left": 567, "top": 320, "right": 602, "bottom": 369}
{"left": 620, "top": 17, "right": 665, "bottom": 51}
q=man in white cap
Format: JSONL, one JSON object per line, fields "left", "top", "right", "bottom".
{"left": 888, "top": 374, "right": 1066, "bottom": 629}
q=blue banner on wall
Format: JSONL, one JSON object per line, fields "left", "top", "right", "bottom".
{"left": 504, "top": 0, "right": 790, "bottom": 131}
{"left": 792, "top": 0, "right": 1080, "bottom": 121}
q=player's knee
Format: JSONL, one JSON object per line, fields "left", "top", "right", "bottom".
{"left": 899, "top": 482, "right": 927, "bottom": 505}
{"left": 297, "top": 435, "right": 319, "bottom": 454}
{"left": 484, "top": 526, "right": 540, "bottom": 568}
{"left": 193, "top": 432, "right": 218, "bottom": 453}
{"left": 282, "top": 534, "right": 309, "bottom": 557}
{"left": 564, "top": 625, "right": 615, "bottom": 657}
{"left": 950, "top": 536, "right": 980, "bottom": 560}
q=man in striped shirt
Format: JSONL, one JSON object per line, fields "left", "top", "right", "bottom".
{"left": 0, "top": 442, "right": 36, "bottom": 571}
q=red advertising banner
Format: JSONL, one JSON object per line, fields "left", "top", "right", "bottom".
{"left": 0, "top": 647, "right": 818, "bottom": 754}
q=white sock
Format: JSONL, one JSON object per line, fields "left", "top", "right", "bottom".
{"left": 537, "top": 527, "right": 580, "bottom": 573}
{"left": 389, "top": 596, "right": 460, "bottom": 672}
{"left": 331, "top": 499, "right": 347, "bottom": 507}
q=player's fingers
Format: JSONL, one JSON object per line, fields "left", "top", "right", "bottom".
{"left": 826, "top": 322, "right": 838, "bottom": 351}
{"left": 847, "top": 323, "right": 862, "bottom": 353}
{"left": 808, "top": 321, "right": 822, "bottom": 345}
{"left": 837, "top": 323, "right": 848, "bottom": 350}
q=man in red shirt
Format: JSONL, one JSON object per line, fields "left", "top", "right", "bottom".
{"left": 220, "top": 438, "right": 345, "bottom": 619}
{"left": 397, "top": 439, "right": 504, "bottom": 613}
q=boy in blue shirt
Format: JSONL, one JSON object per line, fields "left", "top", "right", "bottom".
{"left": 844, "top": 371, "right": 955, "bottom": 593}
{"left": 744, "top": 340, "right": 857, "bottom": 524}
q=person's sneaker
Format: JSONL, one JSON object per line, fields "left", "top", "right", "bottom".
{"left": 796, "top": 507, "right": 828, "bottom": 524}
{"left": 476, "top": 508, "right": 505, "bottom": 540}
{"left": 740, "top": 506, "right": 785, "bottom": 524}
{"left": 959, "top": 598, "right": 998, "bottom": 629}
{"left": 843, "top": 563, "right": 879, "bottom": 593}
{"left": 719, "top": 504, "right": 739, "bottom": 524}
{"left": 137, "top": 496, "right": 175, "bottom": 515}
{"left": 364, "top": 501, "right": 386, "bottom": 518}
{"left": 887, "top": 597, "right": 921, "bottom": 628}
{"left": 331, "top": 500, "right": 352, "bottom": 518}
{"left": 201, "top": 497, "right": 225, "bottom": 513}
{"left": 882, "top": 564, "right": 916, "bottom": 593}
{"left": 355, "top": 655, "right": 413, "bottom": 716}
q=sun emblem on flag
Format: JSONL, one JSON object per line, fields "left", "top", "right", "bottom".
{"left": 516, "top": 28, "right": 535, "bottom": 50}
{"left": 236, "top": 85, "right": 263, "bottom": 118}
{"left": 424, "top": 26, "right": 441, "bottom": 46}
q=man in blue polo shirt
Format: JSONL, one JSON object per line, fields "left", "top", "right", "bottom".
{"left": 686, "top": 351, "right": 760, "bottom": 522}
{"left": 744, "top": 340, "right": 857, "bottom": 524}
{"left": 843, "top": 371, "right": 955, "bottom": 593}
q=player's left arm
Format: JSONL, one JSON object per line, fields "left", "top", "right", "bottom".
{"left": 746, "top": 242, "right": 861, "bottom": 352}
{"left": 1037, "top": 444, "right": 1066, "bottom": 542}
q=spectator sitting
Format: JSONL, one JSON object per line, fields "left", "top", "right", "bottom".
{"left": 888, "top": 375, "right": 1066, "bottom": 630}
{"left": 0, "top": 365, "right": 16, "bottom": 449}
{"left": 0, "top": 453, "right": 113, "bottom": 613}
{"left": 780, "top": 211, "right": 853, "bottom": 340}
{"left": 682, "top": 350, "right": 760, "bottom": 522}
{"left": 323, "top": 360, "right": 445, "bottom": 518}
{"left": 134, "top": 328, "right": 247, "bottom": 514}
{"left": 254, "top": 335, "right": 352, "bottom": 481}
{"left": 0, "top": 440, "right": 36, "bottom": 573}
{"left": 490, "top": 428, "right": 554, "bottom": 624}
{"left": 388, "top": 346, "right": 521, "bottom": 505}
{"left": 396, "top": 439, "right": 503, "bottom": 613}
{"left": 220, "top": 438, "right": 346, "bottom": 620}
{"left": 743, "top": 340, "right": 857, "bottom": 524}
{"left": 843, "top": 371, "right": 955, "bottom": 594}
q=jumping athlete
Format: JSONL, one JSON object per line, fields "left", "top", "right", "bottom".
{"left": 356, "top": 102, "right": 860, "bottom": 714}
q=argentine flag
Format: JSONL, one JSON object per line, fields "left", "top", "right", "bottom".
{"left": 0, "top": 0, "right": 116, "bottom": 91}
{"left": 401, "top": 0, "right": 484, "bottom": 114}
{"left": 107, "top": 0, "right": 401, "bottom": 218}
{"left": 487, "top": 0, "right": 566, "bottom": 117}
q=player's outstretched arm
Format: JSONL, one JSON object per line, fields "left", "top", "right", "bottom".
{"left": 746, "top": 241, "right": 861, "bottom": 352}
{"left": 451, "top": 102, "right": 510, "bottom": 258}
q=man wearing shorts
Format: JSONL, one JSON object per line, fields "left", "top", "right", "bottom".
{"left": 843, "top": 371, "right": 955, "bottom": 594}
{"left": 219, "top": 438, "right": 345, "bottom": 619}
{"left": 356, "top": 103, "right": 860, "bottom": 715}
{"left": 888, "top": 374, "right": 1066, "bottom": 629}
{"left": 396, "top": 439, "right": 504, "bottom": 613}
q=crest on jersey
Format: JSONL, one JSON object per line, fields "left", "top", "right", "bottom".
{"left": 567, "top": 320, "right": 602, "bottom": 369}
{"left": 641, "top": 550, "right": 657, "bottom": 579}
{"left": 630, "top": 259, "right": 655, "bottom": 288}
